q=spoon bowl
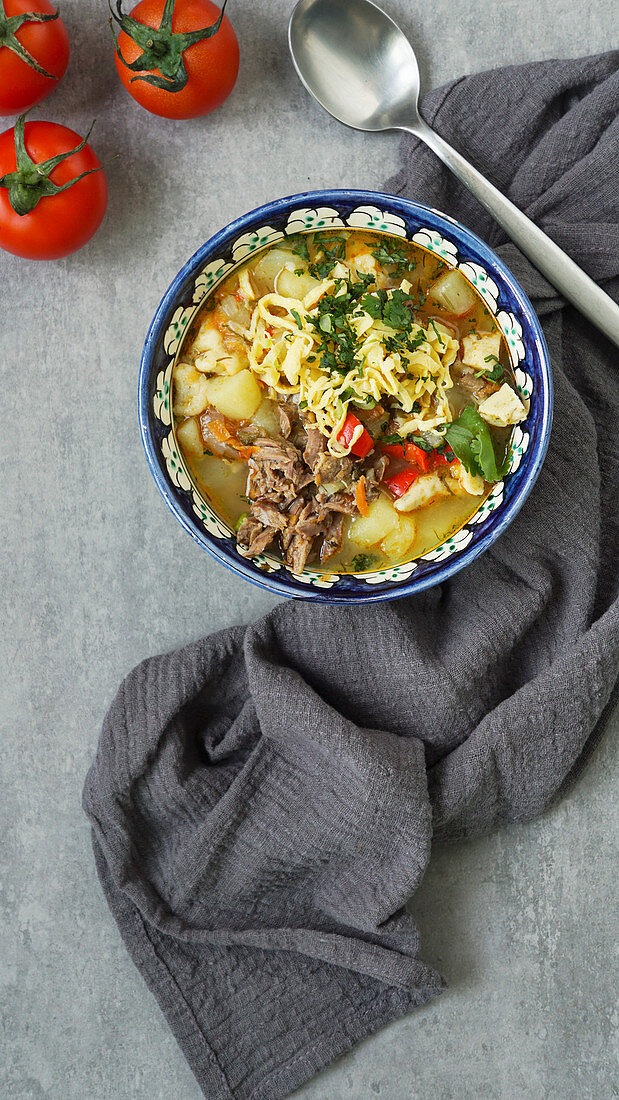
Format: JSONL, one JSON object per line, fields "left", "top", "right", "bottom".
{"left": 289, "top": 0, "right": 421, "bottom": 131}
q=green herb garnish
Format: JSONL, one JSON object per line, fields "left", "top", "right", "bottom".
{"left": 351, "top": 553, "right": 378, "bottom": 572}
{"left": 358, "top": 288, "right": 415, "bottom": 332}
{"left": 290, "top": 235, "right": 310, "bottom": 263}
{"left": 444, "top": 404, "right": 509, "bottom": 482}
{"left": 371, "top": 239, "right": 417, "bottom": 277}
{"left": 482, "top": 354, "right": 504, "bottom": 382}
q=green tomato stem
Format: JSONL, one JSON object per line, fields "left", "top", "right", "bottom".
{"left": 0, "top": 0, "right": 61, "bottom": 79}
{"left": 0, "top": 113, "right": 103, "bottom": 217}
{"left": 109, "top": 0, "right": 229, "bottom": 94}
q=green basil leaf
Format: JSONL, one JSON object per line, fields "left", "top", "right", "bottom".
{"left": 445, "top": 404, "right": 508, "bottom": 482}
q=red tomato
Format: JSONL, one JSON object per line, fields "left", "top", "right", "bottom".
{"left": 0, "top": 120, "right": 108, "bottom": 259}
{"left": 114, "top": 0, "right": 239, "bottom": 120}
{"left": 0, "top": 0, "right": 70, "bottom": 115}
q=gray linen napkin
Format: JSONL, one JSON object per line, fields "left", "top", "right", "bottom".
{"left": 83, "top": 52, "right": 619, "bottom": 1100}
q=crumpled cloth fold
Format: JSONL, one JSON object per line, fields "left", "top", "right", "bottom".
{"left": 83, "top": 51, "right": 619, "bottom": 1100}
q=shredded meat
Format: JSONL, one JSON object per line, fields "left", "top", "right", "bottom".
{"left": 247, "top": 437, "right": 313, "bottom": 506}
{"left": 236, "top": 412, "right": 384, "bottom": 567}
{"left": 286, "top": 532, "right": 314, "bottom": 574}
{"left": 362, "top": 453, "right": 389, "bottom": 502}
{"left": 320, "top": 511, "right": 344, "bottom": 562}
{"left": 315, "top": 490, "right": 357, "bottom": 515}
{"left": 236, "top": 515, "right": 277, "bottom": 558}
{"left": 303, "top": 427, "right": 326, "bottom": 469}
{"left": 276, "top": 403, "right": 293, "bottom": 439}
{"left": 303, "top": 427, "right": 354, "bottom": 485}
{"left": 250, "top": 501, "right": 289, "bottom": 531}
{"left": 274, "top": 399, "right": 308, "bottom": 449}
{"left": 452, "top": 361, "right": 501, "bottom": 402}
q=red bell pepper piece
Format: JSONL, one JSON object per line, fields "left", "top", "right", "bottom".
{"left": 380, "top": 439, "right": 455, "bottom": 471}
{"left": 379, "top": 442, "right": 409, "bottom": 459}
{"left": 337, "top": 411, "right": 374, "bottom": 458}
{"left": 407, "top": 442, "right": 432, "bottom": 473}
{"left": 383, "top": 466, "right": 419, "bottom": 499}
{"left": 379, "top": 440, "right": 432, "bottom": 470}
{"left": 432, "top": 449, "right": 453, "bottom": 467}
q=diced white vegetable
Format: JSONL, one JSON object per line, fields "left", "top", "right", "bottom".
{"left": 380, "top": 515, "right": 417, "bottom": 558}
{"left": 394, "top": 474, "right": 449, "bottom": 513}
{"left": 349, "top": 495, "right": 398, "bottom": 546}
{"left": 329, "top": 261, "right": 350, "bottom": 281}
{"left": 173, "top": 362, "right": 210, "bottom": 417}
{"left": 461, "top": 332, "right": 502, "bottom": 371}
{"left": 203, "top": 369, "right": 262, "bottom": 421}
{"left": 446, "top": 461, "right": 485, "bottom": 496}
{"left": 428, "top": 269, "right": 477, "bottom": 316}
{"left": 237, "top": 269, "right": 255, "bottom": 301}
{"left": 478, "top": 383, "right": 527, "bottom": 427}
{"left": 176, "top": 416, "right": 204, "bottom": 455}
{"left": 220, "top": 294, "right": 251, "bottom": 328}
{"left": 192, "top": 322, "right": 225, "bottom": 355}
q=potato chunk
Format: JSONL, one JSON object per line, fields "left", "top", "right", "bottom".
{"left": 275, "top": 267, "right": 323, "bottom": 300}
{"left": 349, "top": 494, "right": 398, "bottom": 546}
{"left": 478, "top": 383, "right": 527, "bottom": 427}
{"left": 173, "top": 362, "right": 210, "bottom": 417}
{"left": 350, "top": 252, "right": 378, "bottom": 277}
{"left": 203, "top": 369, "right": 262, "bottom": 421}
{"left": 192, "top": 322, "right": 225, "bottom": 355}
{"left": 253, "top": 248, "right": 299, "bottom": 288}
{"left": 394, "top": 474, "right": 449, "bottom": 513}
{"left": 461, "top": 332, "right": 501, "bottom": 371}
{"left": 176, "top": 417, "right": 204, "bottom": 456}
{"left": 380, "top": 515, "right": 417, "bottom": 558}
{"left": 429, "top": 269, "right": 477, "bottom": 315}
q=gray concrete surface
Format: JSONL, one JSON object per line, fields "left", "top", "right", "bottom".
{"left": 1, "top": 1, "right": 617, "bottom": 1097}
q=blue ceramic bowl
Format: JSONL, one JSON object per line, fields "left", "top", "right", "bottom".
{"left": 138, "top": 190, "right": 552, "bottom": 602}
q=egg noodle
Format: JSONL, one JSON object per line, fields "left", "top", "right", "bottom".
{"left": 212, "top": 258, "right": 459, "bottom": 456}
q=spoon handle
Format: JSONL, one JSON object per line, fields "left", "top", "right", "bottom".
{"left": 408, "top": 119, "right": 619, "bottom": 347}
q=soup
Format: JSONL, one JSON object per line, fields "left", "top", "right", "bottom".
{"left": 172, "top": 230, "right": 527, "bottom": 574}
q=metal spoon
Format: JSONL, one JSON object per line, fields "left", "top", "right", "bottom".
{"left": 289, "top": 0, "right": 619, "bottom": 347}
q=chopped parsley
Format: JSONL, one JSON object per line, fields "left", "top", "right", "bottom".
{"left": 306, "top": 275, "right": 375, "bottom": 376}
{"left": 480, "top": 354, "right": 504, "bottom": 381}
{"left": 351, "top": 553, "right": 378, "bottom": 572}
{"left": 339, "top": 387, "right": 376, "bottom": 408}
{"left": 308, "top": 235, "right": 346, "bottom": 280}
{"left": 358, "top": 288, "right": 415, "bottom": 332}
{"left": 290, "top": 235, "right": 310, "bottom": 263}
{"left": 371, "top": 239, "right": 417, "bottom": 276}
{"left": 290, "top": 308, "right": 303, "bottom": 330}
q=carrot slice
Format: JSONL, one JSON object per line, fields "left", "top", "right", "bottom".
{"left": 209, "top": 418, "right": 232, "bottom": 443}
{"left": 355, "top": 476, "right": 369, "bottom": 517}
